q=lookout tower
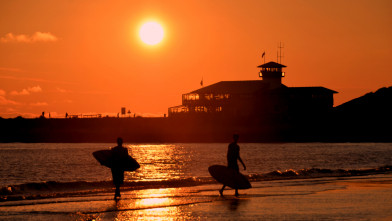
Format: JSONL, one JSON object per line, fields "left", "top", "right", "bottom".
{"left": 258, "top": 62, "right": 286, "bottom": 89}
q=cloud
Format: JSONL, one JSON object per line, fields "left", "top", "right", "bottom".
{"left": 80, "top": 91, "right": 111, "bottom": 94}
{"left": 31, "top": 32, "right": 58, "bottom": 42}
{"left": 0, "top": 32, "right": 58, "bottom": 43}
{"left": 0, "top": 96, "right": 19, "bottom": 105}
{"left": 56, "top": 89, "right": 108, "bottom": 94}
{"left": 6, "top": 108, "right": 18, "bottom": 112}
{"left": 10, "top": 89, "right": 29, "bottom": 95}
{"left": 57, "top": 87, "right": 66, "bottom": 92}
{"left": 0, "top": 110, "right": 38, "bottom": 118}
{"left": 0, "top": 90, "right": 5, "bottom": 96}
{"left": 28, "top": 86, "right": 42, "bottom": 92}
{"left": 10, "top": 86, "right": 42, "bottom": 95}
{"left": 44, "top": 112, "right": 63, "bottom": 118}
{"left": 23, "top": 113, "right": 40, "bottom": 118}
{"left": 56, "top": 87, "right": 73, "bottom": 93}
{"left": 0, "top": 75, "right": 74, "bottom": 84}
{"left": 9, "top": 91, "right": 19, "bottom": 95}
{"left": 63, "top": 100, "right": 73, "bottom": 103}
{"left": 30, "top": 102, "right": 48, "bottom": 106}
{"left": 140, "top": 113, "right": 165, "bottom": 118}
{"left": 0, "top": 67, "right": 21, "bottom": 72}
{"left": 0, "top": 108, "right": 64, "bottom": 119}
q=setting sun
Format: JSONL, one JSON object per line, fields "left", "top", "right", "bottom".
{"left": 139, "top": 22, "right": 164, "bottom": 45}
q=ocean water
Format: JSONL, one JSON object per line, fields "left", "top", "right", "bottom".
{"left": 0, "top": 143, "right": 391, "bottom": 201}
{"left": 0, "top": 143, "right": 392, "bottom": 220}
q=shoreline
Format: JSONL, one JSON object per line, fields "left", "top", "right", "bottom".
{"left": 2, "top": 166, "right": 391, "bottom": 203}
{"left": 1, "top": 174, "right": 391, "bottom": 220}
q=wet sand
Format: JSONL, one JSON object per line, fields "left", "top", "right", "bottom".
{"left": 1, "top": 174, "right": 392, "bottom": 220}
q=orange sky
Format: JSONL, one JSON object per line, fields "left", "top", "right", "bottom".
{"left": 0, "top": 0, "right": 391, "bottom": 118}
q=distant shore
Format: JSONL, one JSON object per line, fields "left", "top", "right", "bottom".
{"left": 1, "top": 115, "right": 391, "bottom": 143}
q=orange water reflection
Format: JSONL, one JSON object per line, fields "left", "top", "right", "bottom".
{"left": 112, "top": 188, "right": 197, "bottom": 220}
{"left": 125, "top": 144, "right": 193, "bottom": 182}
{"left": 134, "top": 188, "right": 183, "bottom": 198}
{"left": 115, "top": 205, "right": 192, "bottom": 220}
{"left": 109, "top": 145, "right": 208, "bottom": 220}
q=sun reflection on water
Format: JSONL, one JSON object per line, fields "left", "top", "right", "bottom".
{"left": 106, "top": 144, "right": 214, "bottom": 220}
{"left": 124, "top": 144, "right": 193, "bottom": 182}
{"left": 115, "top": 205, "right": 192, "bottom": 221}
{"left": 113, "top": 188, "right": 196, "bottom": 220}
{"left": 136, "top": 188, "right": 180, "bottom": 198}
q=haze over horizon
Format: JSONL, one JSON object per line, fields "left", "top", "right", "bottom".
{"left": 0, "top": 0, "right": 391, "bottom": 118}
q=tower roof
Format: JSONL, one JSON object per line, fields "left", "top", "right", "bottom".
{"left": 257, "top": 62, "right": 286, "bottom": 68}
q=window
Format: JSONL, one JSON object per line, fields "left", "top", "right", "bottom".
{"left": 204, "top": 94, "right": 213, "bottom": 100}
{"left": 183, "top": 93, "right": 199, "bottom": 101}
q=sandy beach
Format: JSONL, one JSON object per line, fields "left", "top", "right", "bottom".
{"left": 1, "top": 174, "right": 391, "bottom": 220}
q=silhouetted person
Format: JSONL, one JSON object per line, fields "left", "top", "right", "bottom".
{"left": 220, "top": 134, "right": 246, "bottom": 196}
{"left": 65, "top": 112, "right": 68, "bottom": 118}
{"left": 110, "top": 137, "right": 128, "bottom": 199}
{"left": 49, "top": 112, "right": 51, "bottom": 118}
{"left": 42, "top": 111, "right": 45, "bottom": 117}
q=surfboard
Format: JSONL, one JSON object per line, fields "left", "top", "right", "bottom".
{"left": 93, "top": 150, "right": 140, "bottom": 171}
{"left": 208, "top": 165, "right": 252, "bottom": 189}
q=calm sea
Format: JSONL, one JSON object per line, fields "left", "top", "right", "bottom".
{"left": 0, "top": 143, "right": 391, "bottom": 201}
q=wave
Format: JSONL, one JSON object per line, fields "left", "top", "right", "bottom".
{"left": 0, "top": 178, "right": 213, "bottom": 202}
{"left": 249, "top": 165, "right": 392, "bottom": 181}
{"left": 1, "top": 165, "right": 391, "bottom": 202}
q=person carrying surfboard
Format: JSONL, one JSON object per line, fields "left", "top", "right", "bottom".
{"left": 92, "top": 138, "right": 140, "bottom": 200}
{"left": 220, "top": 133, "right": 246, "bottom": 196}
{"left": 110, "top": 137, "right": 129, "bottom": 199}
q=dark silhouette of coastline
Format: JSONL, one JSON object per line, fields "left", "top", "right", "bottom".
{"left": 331, "top": 86, "right": 392, "bottom": 142}
{"left": 1, "top": 86, "right": 391, "bottom": 143}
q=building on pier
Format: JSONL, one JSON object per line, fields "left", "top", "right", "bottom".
{"left": 168, "top": 62, "right": 337, "bottom": 118}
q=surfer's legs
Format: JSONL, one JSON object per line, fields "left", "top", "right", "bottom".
{"left": 115, "top": 184, "right": 121, "bottom": 198}
{"left": 235, "top": 189, "right": 239, "bottom": 196}
{"left": 219, "top": 185, "right": 226, "bottom": 196}
{"left": 111, "top": 169, "right": 124, "bottom": 199}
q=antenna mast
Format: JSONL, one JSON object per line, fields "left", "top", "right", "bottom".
{"left": 277, "top": 42, "right": 284, "bottom": 64}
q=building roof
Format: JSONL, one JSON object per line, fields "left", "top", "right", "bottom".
{"left": 189, "top": 81, "right": 338, "bottom": 95}
{"left": 289, "top": 87, "right": 338, "bottom": 94}
{"left": 257, "top": 62, "right": 287, "bottom": 68}
{"left": 268, "top": 86, "right": 337, "bottom": 94}
{"left": 190, "top": 80, "right": 268, "bottom": 94}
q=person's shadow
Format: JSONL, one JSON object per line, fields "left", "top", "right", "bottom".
{"left": 228, "top": 198, "right": 240, "bottom": 211}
